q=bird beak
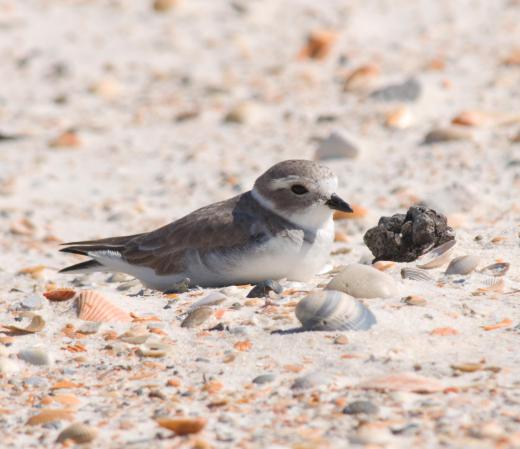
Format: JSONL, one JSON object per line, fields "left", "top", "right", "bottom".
{"left": 326, "top": 193, "right": 353, "bottom": 213}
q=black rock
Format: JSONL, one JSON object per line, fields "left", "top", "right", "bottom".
{"left": 343, "top": 400, "right": 379, "bottom": 415}
{"left": 252, "top": 374, "right": 276, "bottom": 385}
{"left": 370, "top": 78, "right": 421, "bottom": 102}
{"left": 363, "top": 206, "right": 455, "bottom": 262}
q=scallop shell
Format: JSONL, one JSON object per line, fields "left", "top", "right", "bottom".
{"left": 3, "top": 315, "right": 45, "bottom": 335}
{"left": 479, "top": 262, "right": 510, "bottom": 277}
{"left": 295, "top": 290, "right": 376, "bottom": 331}
{"left": 76, "top": 291, "right": 131, "bottom": 322}
{"left": 43, "top": 288, "right": 76, "bottom": 301}
{"left": 416, "top": 240, "right": 456, "bottom": 269}
{"left": 401, "top": 267, "right": 434, "bottom": 282}
{"left": 56, "top": 423, "right": 98, "bottom": 444}
{"left": 445, "top": 255, "right": 480, "bottom": 275}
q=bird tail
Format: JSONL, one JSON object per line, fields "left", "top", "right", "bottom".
{"left": 59, "top": 233, "right": 143, "bottom": 274}
{"left": 59, "top": 259, "right": 107, "bottom": 274}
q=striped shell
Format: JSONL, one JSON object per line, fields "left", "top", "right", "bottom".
{"left": 401, "top": 267, "right": 434, "bottom": 282}
{"left": 479, "top": 262, "right": 510, "bottom": 277}
{"left": 295, "top": 290, "right": 376, "bottom": 331}
{"left": 56, "top": 423, "right": 98, "bottom": 444}
{"left": 76, "top": 291, "right": 131, "bottom": 323}
{"left": 416, "top": 240, "right": 456, "bottom": 269}
{"left": 445, "top": 255, "right": 480, "bottom": 275}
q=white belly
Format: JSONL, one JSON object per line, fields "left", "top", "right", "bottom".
{"left": 96, "top": 220, "right": 334, "bottom": 290}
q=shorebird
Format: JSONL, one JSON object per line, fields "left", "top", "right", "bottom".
{"left": 60, "top": 159, "right": 352, "bottom": 290}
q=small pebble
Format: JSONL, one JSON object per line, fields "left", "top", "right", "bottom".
{"left": 291, "top": 372, "right": 327, "bottom": 390}
{"left": 402, "top": 295, "right": 427, "bottom": 306}
{"left": 252, "top": 374, "right": 276, "bottom": 385}
{"left": 314, "top": 131, "right": 360, "bottom": 160}
{"left": 370, "top": 78, "right": 421, "bottom": 102}
{"left": 18, "top": 348, "right": 53, "bottom": 366}
{"left": 343, "top": 400, "right": 379, "bottom": 415}
{"left": 247, "top": 280, "right": 282, "bottom": 298}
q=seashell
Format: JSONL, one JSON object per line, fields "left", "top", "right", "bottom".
{"left": 479, "top": 262, "right": 510, "bottom": 277}
{"left": 355, "top": 422, "right": 393, "bottom": 445}
{"left": 18, "top": 347, "right": 53, "bottom": 366}
{"left": 43, "top": 288, "right": 76, "bottom": 301}
{"left": 77, "top": 322, "right": 101, "bottom": 334}
{"left": 400, "top": 267, "right": 434, "bottom": 282}
{"left": 76, "top": 291, "right": 132, "bottom": 322}
{"left": 26, "top": 408, "right": 74, "bottom": 425}
{"left": 477, "top": 276, "right": 505, "bottom": 292}
{"left": 189, "top": 292, "right": 227, "bottom": 311}
{"left": 181, "top": 307, "right": 213, "bottom": 328}
{"left": 344, "top": 63, "right": 380, "bottom": 91}
{"left": 385, "top": 106, "right": 413, "bottom": 129}
{"left": 298, "top": 29, "right": 337, "bottom": 60}
{"left": 416, "top": 240, "right": 456, "bottom": 269}
{"left": 326, "top": 263, "right": 398, "bottom": 298}
{"left": 445, "top": 255, "right": 480, "bottom": 275}
{"left": 56, "top": 422, "right": 97, "bottom": 444}
{"left": 137, "top": 342, "right": 172, "bottom": 358}
{"left": 295, "top": 290, "right": 376, "bottom": 331}
{"left": 157, "top": 417, "right": 206, "bottom": 435}
{"left": 153, "top": 0, "right": 178, "bottom": 12}
{"left": 359, "top": 372, "right": 444, "bottom": 393}
{"left": 401, "top": 295, "right": 427, "bottom": 306}
{"left": 119, "top": 325, "right": 150, "bottom": 344}
{"left": 3, "top": 315, "right": 45, "bottom": 335}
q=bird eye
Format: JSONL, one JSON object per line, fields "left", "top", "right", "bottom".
{"left": 291, "top": 184, "right": 308, "bottom": 195}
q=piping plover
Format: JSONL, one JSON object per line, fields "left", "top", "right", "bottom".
{"left": 60, "top": 159, "right": 352, "bottom": 290}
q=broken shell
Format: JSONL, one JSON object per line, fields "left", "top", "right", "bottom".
{"left": 137, "top": 342, "right": 172, "bottom": 358}
{"left": 445, "top": 255, "right": 480, "bottom": 275}
{"left": 43, "top": 288, "right": 76, "bottom": 301}
{"left": 359, "top": 372, "right": 444, "bottom": 393}
{"left": 56, "top": 423, "right": 98, "bottom": 444}
{"left": 416, "top": 240, "right": 456, "bottom": 269}
{"left": 157, "top": 417, "right": 206, "bottom": 435}
{"left": 181, "top": 307, "right": 213, "bottom": 328}
{"left": 189, "top": 292, "right": 227, "bottom": 310}
{"left": 3, "top": 315, "right": 46, "bottom": 335}
{"left": 76, "top": 291, "right": 132, "bottom": 322}
{"left": 326, "top": 263, "right": 398, "bottom": 298}
{"left": 400, "top": 267, "right": 434, "bottom": 282}
{"left": 27, "top": 408, "right": 74, "bottom": 425}
{"left": 295, "top": 290, "right": 376, "bottom": 331}
{"left": 479, "top": 262, "right": 510, "bottom": 277}
{"left": 298, "top": 29, "right": 337, "bottom": 60}
{"left": 402, "top": 295, "right": 427, "bottom": 306}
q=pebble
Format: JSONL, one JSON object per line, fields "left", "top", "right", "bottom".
{"left": 24, "top": 376, "right": 48, "bottom": 387}
{"left": 334, "top": 335, "right": 349, "bottom": 345}
{"left": 291, "top": 372, "right": 328, "bottom": 390}
{"left": 370, "top": 78, "right": 421, "bottom": 102}
{"left": 18, "top": 347, "right": 53, "bottom": 366}
{"left": 314, "top": 131, "right": 360, "bottom": 160}
{"left": 20, "top": 295, "right": 44, "bottom": 310}
{"left": 422, "top": 127, "right": 472, "bottom": 144}
{"left": 252, "top": 374, "right": 276, "bottom": 385}
{"left": 343, "top": 400, "right": 379, "bottom": 415}
{"left": 326, "top": 263, "right": 398, "bottom": 298}
{"left": 181, "top": 306, "right": 213, "bottom": 328}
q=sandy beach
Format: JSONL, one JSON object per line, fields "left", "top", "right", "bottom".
{"left": 1, "top": 0, "right": 520, "bottom": 447}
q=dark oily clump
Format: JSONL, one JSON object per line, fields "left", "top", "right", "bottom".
{"left": 363, "top": 206, "right": 455, "bottom": 262}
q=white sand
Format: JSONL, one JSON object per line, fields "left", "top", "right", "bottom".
{"left": 1, "top": 0, "right": 520, "bottom": 447}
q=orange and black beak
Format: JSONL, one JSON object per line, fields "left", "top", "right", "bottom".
{"left": 326, "top": 193, "right": 353, "bottom": 213}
